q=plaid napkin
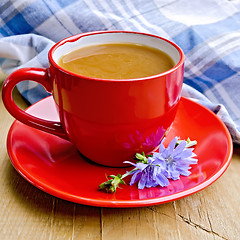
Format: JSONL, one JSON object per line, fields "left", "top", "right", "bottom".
{"left": 0, "top": 0, "right": 240, "bottom": 144}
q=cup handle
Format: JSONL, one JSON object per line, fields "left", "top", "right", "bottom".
{"left": 2, "top": 68, "right": 69, "bottom": 140}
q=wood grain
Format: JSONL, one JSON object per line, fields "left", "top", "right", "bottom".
{"left": 0, "top": 76, "right": 239, "bottom": 240}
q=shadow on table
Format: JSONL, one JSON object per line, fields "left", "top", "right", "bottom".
{"left": 5, "top": 161, "right": 90, "bottom": 215}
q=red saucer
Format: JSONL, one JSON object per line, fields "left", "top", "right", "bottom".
{"left": 7, "top": 96, "right": 233, "bottom": 208}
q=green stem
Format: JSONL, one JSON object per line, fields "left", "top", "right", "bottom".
{"left": 121, "top": 167, "right": 138, "bottom": 179}
{"left": 185, "top": 140, "right": 197, "bottom": 148}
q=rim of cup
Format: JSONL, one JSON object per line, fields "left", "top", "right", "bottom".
{"left": 49, "top": 30, "right": 184, "bottom": 82}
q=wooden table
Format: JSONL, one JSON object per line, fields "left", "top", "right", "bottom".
{"left": 0, "top": 72, "right": 240, "bottom": 240}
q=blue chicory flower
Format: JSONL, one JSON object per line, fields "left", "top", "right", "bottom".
{"left": 151, "top": 137, "right": 198, "bottom": 180}
{"left": 99, "top": 137, "right": 198, "bottom": 192}
{"left": 124, "top": 137, "right": 198, "bottom": 189}
{"left": 124, "top": 158, "right": 169, "bottom": 189}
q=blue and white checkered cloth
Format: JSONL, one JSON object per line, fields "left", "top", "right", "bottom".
{"left": 1, "top": 0, "right": 240, "bottom": 144}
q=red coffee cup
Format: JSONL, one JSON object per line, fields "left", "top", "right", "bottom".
{"left": 2, "top": 31, "right": 184, "bottom": 167}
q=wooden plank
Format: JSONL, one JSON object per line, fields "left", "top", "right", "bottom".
{"left": 46, "top": 200, "right": 101, "bottom": 240}
{"left": 101, "top": 208, "right": 157, "bottom": 240}
{"left": 174, "top": 154, "right": 240, "bottom": 240}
